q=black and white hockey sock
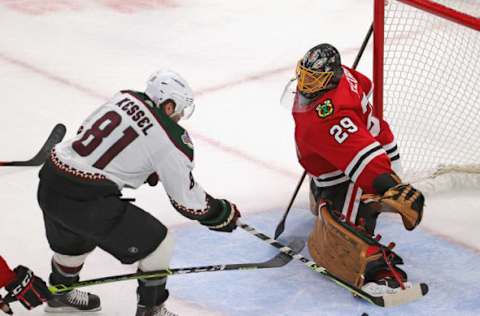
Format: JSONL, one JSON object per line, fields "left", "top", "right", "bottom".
{"left": 137, "top": 274, "right": 169, "bottom": 307}
{"left": 49, "top": 258, "right": 82, "bottom": 287}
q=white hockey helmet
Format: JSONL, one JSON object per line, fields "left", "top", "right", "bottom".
{"left": 145, "top": 69, "right": 195, "bottom": 119}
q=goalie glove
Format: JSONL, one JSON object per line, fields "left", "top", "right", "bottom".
{"left": 365, "top": 173, "right": 425, "bottom": 231}
{"left": 381, "top": 183, "right": 424, "bottom": 230}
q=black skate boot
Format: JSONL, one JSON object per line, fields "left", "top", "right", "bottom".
{"left": 45, "top": 289, "right": 101, "bottom": 313}
{"left": 45, "top": 258, "right": 101, "bottom": 313}
{"left": 135, "top": 274, "right": 176, "bottom": 316}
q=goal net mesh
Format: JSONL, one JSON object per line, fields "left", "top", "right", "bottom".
{"left": 380, "top": 0, "right": 480, "bottom": 188}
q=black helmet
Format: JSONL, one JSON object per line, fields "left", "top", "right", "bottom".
{"left": 296, "top": 43, "right": 343, "bottom": 98}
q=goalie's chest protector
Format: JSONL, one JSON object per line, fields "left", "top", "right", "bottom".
{"left": 292, "top": 67, "right": 386, "bottom": 189}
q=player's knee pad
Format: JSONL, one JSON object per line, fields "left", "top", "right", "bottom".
{"left": 50, "top": 252, "right": 92, "bottom": 285}
{"left": 138, "top": 230, "right": 175, "bottom": 272}
{"left": 53, "top": 251, "right": 91, "bottom": 268}
{"left": 307, "top": 201, "right": 404, "bottom": 288}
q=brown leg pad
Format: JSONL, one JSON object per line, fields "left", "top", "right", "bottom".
{"left": 308, "top": 203, "right": 383, "bottom": 288}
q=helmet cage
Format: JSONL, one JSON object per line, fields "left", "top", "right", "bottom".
{"left": 296, "top": 60, "right": 334, "bottom": 94}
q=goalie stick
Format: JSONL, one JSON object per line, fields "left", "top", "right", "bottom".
{"left": 274, "top": 23, "right": 374, "bottom": 240}
{"left": 0, "top": 123, "right": 66, "bottom": 167}
{"left": 239, "top": 220, "right": 428, "bottom": 308}
{"left": 3, "top": 238, "right": 304, "bottom": 301}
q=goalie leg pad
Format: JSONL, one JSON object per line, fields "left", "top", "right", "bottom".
{"left": 307, "top": 202, "right": 403, "bottom": 288}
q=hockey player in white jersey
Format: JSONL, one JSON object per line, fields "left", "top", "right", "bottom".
{"left": 36, "top": 70, "right": 241, "bottom": 316}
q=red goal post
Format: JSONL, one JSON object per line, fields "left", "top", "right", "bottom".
{"left": 373, "top": 0, "right": 480, "bottom": 193}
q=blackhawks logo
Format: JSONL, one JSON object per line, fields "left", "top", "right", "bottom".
{"left": 316, "top": 99, "right": 334, "bottom": 118}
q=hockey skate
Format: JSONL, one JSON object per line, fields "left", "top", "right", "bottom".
{"left": 362, "top": 274, "right": 413, "bottom": 296}
{"left": 361, "top": 269, "right": 428, "bottom": 307}
{"left": 136, "top": 304, "right": 177, "bottom": 316}
{"left": 44, "top": 289, "right": 101, "bottom": 313}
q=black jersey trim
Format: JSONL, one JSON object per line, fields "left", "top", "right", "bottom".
{"left": 312, "top": 170, "right": 349, "bottom": 186}
{"left": 347, "top": 144, "right": 384, "bottom": 180}
{"left": 390, "top": 154, "right": 400, "bottom": 162}
{"left": 385, "top": 145, "right": 398, "bottom": 155}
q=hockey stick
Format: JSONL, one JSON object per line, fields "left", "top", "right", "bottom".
{"left": 11, "top": 238, "right": 303, "bottom": 298}
{"left": 0, "top": 123, "right": 66, "bottom": 167}
{"left": 239, "top": 220, "right": 428, "bottom": 308}
{"left": 273, "top": 23, "right": 374, "bottom": 239}
{"left": 274, "top": 172, "right": 306, "bottom": 239}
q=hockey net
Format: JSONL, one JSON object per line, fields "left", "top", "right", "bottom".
{"left": 373, "top": 0, "right": 480, "bottom": 194}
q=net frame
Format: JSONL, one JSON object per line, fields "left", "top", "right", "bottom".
{"left": 373, "top": 0, "right": 480, "bottom": 193}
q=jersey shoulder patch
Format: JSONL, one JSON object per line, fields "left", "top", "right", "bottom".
{"left": 122, "top": 90, "right": 194, "bottom": 161}
{"left": 315, "top": 99, "right": 334, "bottom": 119}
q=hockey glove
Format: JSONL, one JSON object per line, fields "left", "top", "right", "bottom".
{"left": 200, "top": 199, "right": 241, "bottom": 233}
{"left": 145, "top": 172, "right": 159, "bottom": 186}
{"left": 4, "top": 266, "right": 52, "bottom": 310}
{"left": 366, "top": 173, "right": 425, "bottom": 231}
{"left": 380, "top": 183, "right": 424, "bottom": 230}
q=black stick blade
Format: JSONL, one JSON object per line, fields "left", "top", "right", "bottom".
{"left": 254, "top": 237, "right": 305, "bottom": 268}
{"left": 0, "top": 123, "right": 66, "bottom": 167}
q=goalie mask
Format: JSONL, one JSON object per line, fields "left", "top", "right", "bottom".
{"left": 296, "top": 43, "right": 343, "bottom": 98}
{"left": 145, "top": 70, "right": 195, "bottom": 120}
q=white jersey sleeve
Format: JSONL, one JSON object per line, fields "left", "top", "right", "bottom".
{"left": 154, "top": 149, "right": 208, "bottom": 213}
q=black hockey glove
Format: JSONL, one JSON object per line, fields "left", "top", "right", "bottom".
{"left": 200, "top": 199, "right": 241, "bottom": 233}
{"left": 145, "top": 172, "right": 159, "bottom": 186}
{"left": 4, "top": 266, "right": 52, "bottom": 310}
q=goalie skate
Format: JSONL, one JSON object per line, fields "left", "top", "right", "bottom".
{"left": 361, "top": 279, "right": 429, "bottom": 307}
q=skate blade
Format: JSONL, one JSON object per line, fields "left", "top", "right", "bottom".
{"left": 44, "top": 305, "right": 102, "bottom": 313}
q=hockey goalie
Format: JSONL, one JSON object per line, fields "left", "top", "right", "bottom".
{"left": 283, "top": 43, "right": 428, "bottom": 306}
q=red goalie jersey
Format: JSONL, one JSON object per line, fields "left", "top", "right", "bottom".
{"left": 292, "top": 66, "right": 400, "bottom": 194}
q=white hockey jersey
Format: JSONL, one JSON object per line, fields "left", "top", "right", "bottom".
{"left": 54, "top": 90, "right": 207, "bottom": 211}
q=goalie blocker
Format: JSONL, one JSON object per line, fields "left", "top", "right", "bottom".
{"left": 308, "top": 173, "right": 426, "bottom": 300}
